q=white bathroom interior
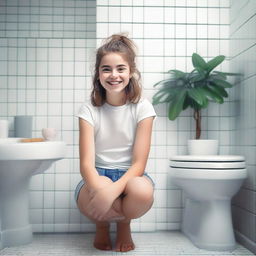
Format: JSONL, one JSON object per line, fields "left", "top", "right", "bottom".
{"left": 0, "top": 0, "right": 255, "bottom": 255}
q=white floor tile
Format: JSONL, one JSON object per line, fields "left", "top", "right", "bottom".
{"left": 0, "top": 231, "right": 254, "bottom": 256}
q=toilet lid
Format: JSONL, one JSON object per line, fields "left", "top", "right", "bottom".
{"left": 170, "top": 155, "right": 245, "bottom": 169}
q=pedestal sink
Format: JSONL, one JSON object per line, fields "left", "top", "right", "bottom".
{"left": 0, "top": 138, "right": 67, "bottom": 249}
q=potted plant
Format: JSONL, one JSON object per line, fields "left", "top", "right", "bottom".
{"left": 152, "top": 53, "right": 239, "bottom": 155}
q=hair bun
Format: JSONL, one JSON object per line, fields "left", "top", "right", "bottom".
{"left": 109, "top": 33, "right": 128, "bottom": 42}
{"left": 104, "top": 33, "right": 137, "bottom": 53}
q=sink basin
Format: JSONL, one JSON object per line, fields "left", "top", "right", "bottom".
{"left": 0, "top": 137, "right": 65, "bottom": 160}
{"left": 0, "top": 138, "right": 67, "bottom": 249}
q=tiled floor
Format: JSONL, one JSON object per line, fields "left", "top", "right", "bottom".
{"left": 0, "top": 231, "right": 254, "bottom": 256}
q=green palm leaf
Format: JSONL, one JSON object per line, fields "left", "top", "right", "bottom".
{"left": 206, "top": 55, "right": 225, "bottom": 73}
{"left": 200, "top": 87, "right": 224, "bottom": 103}
{"left": 168, "top": 89, "right": 187, "bottom": 120}
{"left": 206, "top": 85, "right": 226, "bottom": 102}
{"left": 153, "top": 86, "right": 183, "bottom": 103}
{"left": 192, "top": 53, "right": 207, "bottom": 70}
{"left": 188, "top": 88, "right": 205, "bottom": 106}
{"left": 168, "top": 70, "right": 186, "bottom": 79}
{"left": 211, "top": 79, "right": 233, "bottom": 88}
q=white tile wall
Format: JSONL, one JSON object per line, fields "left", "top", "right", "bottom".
{"left": 230, "top": 0, "right": 256, "bottom": 253}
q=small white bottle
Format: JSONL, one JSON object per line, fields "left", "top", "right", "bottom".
{"left": 0, "top": 120, "right": 8, "bottom": 138}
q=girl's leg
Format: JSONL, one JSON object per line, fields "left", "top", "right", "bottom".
{"left": 115, "top": 176, "right": 154, "bottom": 252}
{"left": 94, "top": 221, "right": 112, "bottom": 250}
{"left": 115, "top": 219, "right": 135, "bottom": 252}
{"left": 77, "top": 176, "right": 124, "bottom": 250}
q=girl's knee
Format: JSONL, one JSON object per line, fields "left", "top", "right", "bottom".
{"left": 125, "top": 177, "right": 154, "bottom": 202}
{"left": 121, "top": 178, "right": 154, "bottom": 219}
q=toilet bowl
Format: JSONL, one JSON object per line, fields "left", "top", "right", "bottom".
{"left": 169, "top": 155, "right": 247, "bottom": 251}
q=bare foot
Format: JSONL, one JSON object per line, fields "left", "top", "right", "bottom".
{"left": 115, "top": 221, "right": 135, "bottom": 252}
{"left": 93, "top": 222, "right": 112, "bottom": 251}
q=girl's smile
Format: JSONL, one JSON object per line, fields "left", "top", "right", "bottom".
{"left": 107, "top": 80, "right": 122, "bottom": 86}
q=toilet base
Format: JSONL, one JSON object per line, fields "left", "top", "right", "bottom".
{"left": 0, "top": 225, "right": 33, "bottom": 249}
{"left": 182, "top": 198, "right": 237, "bottom": 251}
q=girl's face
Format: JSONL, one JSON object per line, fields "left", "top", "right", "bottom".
{"left": 99, "top": 53, "right": 131, "bottom": 97}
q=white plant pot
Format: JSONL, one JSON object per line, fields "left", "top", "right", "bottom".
{"left": 188, "top": 139, "right": 219, "bottom": 155}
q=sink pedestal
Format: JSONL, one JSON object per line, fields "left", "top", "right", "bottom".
{"left": 0, "top": 176, "right": 32, "bottom": 249}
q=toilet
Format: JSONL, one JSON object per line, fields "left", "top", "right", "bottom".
{"left": 169, "top": 155, "right": 247, "bottom": 251}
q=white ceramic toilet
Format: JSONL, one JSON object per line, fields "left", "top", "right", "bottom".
{"left": 169, "top": 155, "right": 247, "bottom": 251}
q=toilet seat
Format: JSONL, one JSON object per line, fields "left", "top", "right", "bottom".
{"left": 170, "top": 155, "right": 245, "bottom": 169}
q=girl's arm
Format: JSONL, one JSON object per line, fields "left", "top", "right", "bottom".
{"left": 113, "top": 116, "right": 155, "bottom": 194}
{"left": 79, "top": 118, "right": 100, "bottom": 188}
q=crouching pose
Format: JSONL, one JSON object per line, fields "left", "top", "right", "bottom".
{"left": 75, "top": 33, "right": 156, "bottom": 252}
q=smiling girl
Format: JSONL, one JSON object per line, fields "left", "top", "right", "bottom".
{"left": 75, "top": 34, "right": 156, "bottom": 252}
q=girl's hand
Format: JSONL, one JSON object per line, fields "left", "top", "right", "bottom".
{"left": 87, "top": 184, "right": 120, "bottom": 221}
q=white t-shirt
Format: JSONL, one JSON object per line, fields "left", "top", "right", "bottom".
{"left": 76, "top": 98, "right": 157, "bottom": 169}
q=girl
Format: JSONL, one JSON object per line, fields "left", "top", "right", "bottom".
{"left": 75, "top": 34, "right": 156, "bottom": 252}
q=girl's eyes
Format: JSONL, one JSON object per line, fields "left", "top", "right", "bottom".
{"left": 102, "top": 68, "right": 126, "bottom": 72}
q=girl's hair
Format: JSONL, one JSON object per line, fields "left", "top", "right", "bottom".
{"left": 91, "top": 33, "right": 142, "bottom": 106}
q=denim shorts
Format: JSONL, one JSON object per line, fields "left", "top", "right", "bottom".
{"left": 74, "top": 167, "right": 154, "bottom": 202}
